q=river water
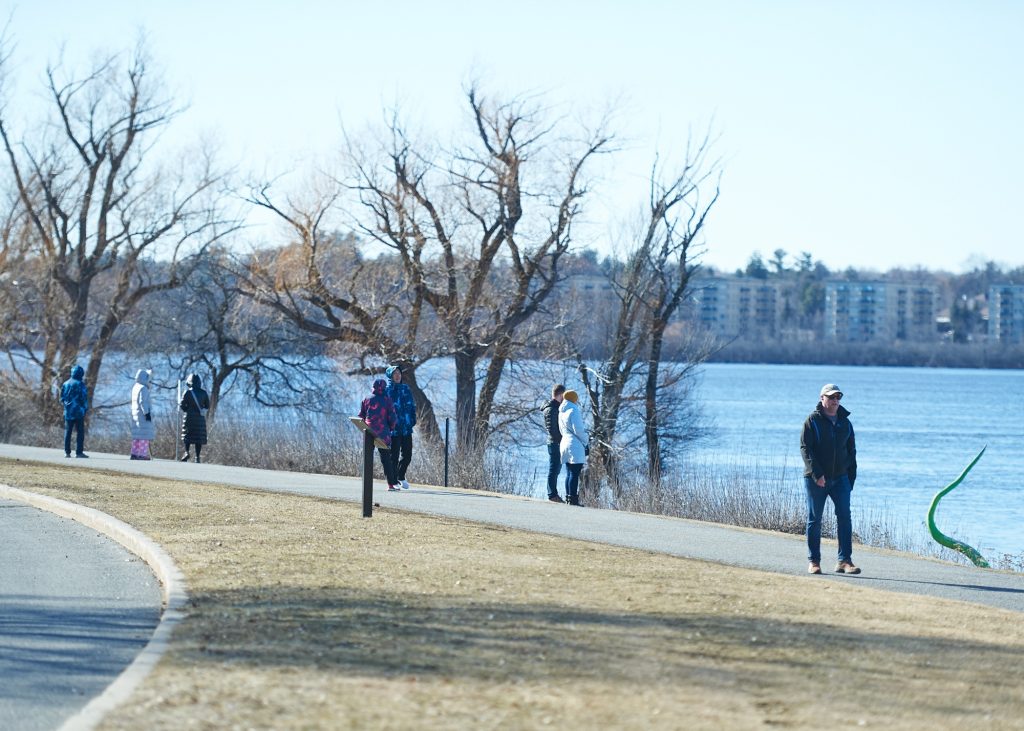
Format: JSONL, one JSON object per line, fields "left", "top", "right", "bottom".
{"left": 664, "top": 363, "right": 1022, "bottom": 561}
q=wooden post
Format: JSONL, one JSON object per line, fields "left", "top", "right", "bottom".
{"left": 349, "top": 416, "right": 387, "bottom": 518}
{"left": 362, "top": 430, "right": 374, "bottom": 518}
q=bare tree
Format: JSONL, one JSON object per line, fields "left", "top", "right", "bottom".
{"left": 240, "top": 86, "right": 611, "bottom": 452}
{"left": 237, "top": 181, "right": 445, "bottom": 444}
{"left": 0, "top": 39, "right": 237, "bottom": 422}
{"left": 350, "top": 84, "right": 611, "bottom": 450}
{"left": 125, "top": 247, "right": 337, "bottom": 423}
{"left": 579, "top": 135, "right": 720, "bottom": 493}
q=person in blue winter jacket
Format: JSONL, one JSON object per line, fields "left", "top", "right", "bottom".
{"left": 60, "top": 364, "right": 89, "bottom": 458}
{"left": 385, "top": 365, "right": 417, "bottom": 490}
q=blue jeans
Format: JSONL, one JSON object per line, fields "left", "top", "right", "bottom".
{"left": 64, "top": 417, "right": 85, "bottom": 455}
{"left": 546, "top": 444, "right": 562, "bottom": 498}
{"left": 564, "top": 463, "right": 583, "bottom": 502}
{"left": 805, "top": 474, "right": 853, "bottom": 563}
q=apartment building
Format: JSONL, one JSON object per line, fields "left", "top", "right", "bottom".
{"left": 987, "top": 284, "right": 1024, "bottom": 344}
{"left": 824, "top": 281, "right": 936, "bottom": 343}
{"left": 691, "top": 277, "right": 782, "bottom": 341}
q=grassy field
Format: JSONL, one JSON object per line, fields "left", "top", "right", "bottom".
{"left": 2, "top": 458, "right": 1023, "bottom": 730}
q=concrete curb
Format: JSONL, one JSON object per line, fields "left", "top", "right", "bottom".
{"left": 0, "top": 483, "right": 188, "bottom": 731}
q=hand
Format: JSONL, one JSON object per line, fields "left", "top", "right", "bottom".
{"left": 584, "top": 443, "right": 590, "bottom": 457}
{"left": 145, "top": 413, "right": 152, "bottom": 421}
{"left": 816, "top": 476, "right": 825, "bottom": 488}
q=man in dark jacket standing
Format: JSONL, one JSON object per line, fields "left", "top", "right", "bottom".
{"left": 542, "top": 384, "right": 566, "bottom": 503}
{"left": 800, "top": 383, "right": 859, "bottom": 576}
{"left": 60, "top": 364, "right": 89, "bottom": 458}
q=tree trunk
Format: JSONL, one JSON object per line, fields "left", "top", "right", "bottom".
{"left": 453, "top": 352, "right": 479, "bottom": 452}
{"left": 644, "top": 323, "right": 667, "bottom": 479}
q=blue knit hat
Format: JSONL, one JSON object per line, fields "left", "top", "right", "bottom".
{"left": 385, "top": 365, "right": 402, "bottom": 380}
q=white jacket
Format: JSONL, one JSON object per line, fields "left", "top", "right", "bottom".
{"left": 558, "top": 399, "right": 588, "bottom": 465}
{"left": 130, "top": 369, "right": 156, "bottom": 441}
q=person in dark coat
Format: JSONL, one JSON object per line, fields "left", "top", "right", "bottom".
{"left": 179, "top": 373, "right": 210, "bottom": 463}
{"left": 359, "top": 377, "right": 399, "bottom": 490}
{"left": 800, "top": 383, "right": 859, "bottom": 576}
{"left": 385, "top": 365, "right": 417, "bottom": 490}
{"left": 541, "top": 384, "right": 566, "bottom": 502}
{"left": 60, "top": 364, "right": 89, "bottom": 458}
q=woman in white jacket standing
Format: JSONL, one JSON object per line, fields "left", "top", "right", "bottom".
{"left": 558, "top": 389, "right": 588, "bottom": 506}
{"left": 129, "top": 369, "right": 155, "bottom": 460}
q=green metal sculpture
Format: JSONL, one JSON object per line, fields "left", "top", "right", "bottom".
{"left": 927, "top": 446, "right": 990, "bottom": 568}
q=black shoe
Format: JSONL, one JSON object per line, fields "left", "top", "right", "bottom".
{"left": 65, "top": 452, "right": 71, "bottom": 458}
{"left": 195, "top": 455, "right": 201, "bottom": 464}
{"left": 180, "top": 453, "right": 190, "bottom": 462}
{"left": 130, "top": 455, "right": 138, "bottom": 460}
{"left": 548, "top": 495, "right": 565, "bottom": 503}
{"left": 75, "top": 453, "right": 89, "bottom": 459}
{"left": 567, "top": 495, "right": 580, "bottom": 506}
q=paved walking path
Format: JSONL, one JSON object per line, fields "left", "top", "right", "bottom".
{"left": 3, "top": 443, "right": 1024, "bottom": 614}
{"left": 0, "top": 496, "right": 161, "bottom": 731}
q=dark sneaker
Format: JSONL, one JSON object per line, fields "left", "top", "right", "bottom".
{"left": 835, "top": 561, "right": 861, "bottom": 575}
{"left": 75, "top": 453, "right": 89, "bottom": 458}
{"left": 65, "top": 452, "right": 71, "bottom": 458}
{"left": 387, "top": 484, "right": 400, "bottom": 491}
{"left": 180, "top": 453, "right": 191, "bottom": 462}
{"left": 808, "top": 562, "right": 822, "bottom": 574}
{"left": 548, "top": 495, "right": 565, "bottom": 503}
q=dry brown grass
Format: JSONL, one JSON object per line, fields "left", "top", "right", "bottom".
{"left": 2, "top": 458, "right": 1023, "bottom": 730}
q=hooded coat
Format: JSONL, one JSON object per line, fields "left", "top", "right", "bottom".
{"left": 179, "top": 373, "right": 210, "bottom": 446}
{"left": 384, "top": 366, "right": 417, "bottom": 437}
{"left": 359, "top": 378, "right": 397, "bottom": 448}
{"left": 558, "top": 398, "right": 589, "bottom": 465}
{"left": 130, "top": 369, "right": 156, "bottom": 441}
{"left": 60, "top": 365, "right": 89, "bottom": 421}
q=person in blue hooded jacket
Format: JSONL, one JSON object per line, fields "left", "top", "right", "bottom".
{"left": 60, "top": 364, "right": 89, "bottom": 458}
{"left": 385, "top": 365, "right": 417, "bottom": 490}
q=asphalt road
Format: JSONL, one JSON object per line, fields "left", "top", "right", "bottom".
{"left": 3, "top": 442, "right": 1023, "bottom": 616}
{"left": 0, "top": 497, "right": 161, "bottom": 731}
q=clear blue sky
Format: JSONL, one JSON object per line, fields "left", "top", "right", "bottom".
{"left": 5, "top": 1, "right": 1022, "bottom": 274}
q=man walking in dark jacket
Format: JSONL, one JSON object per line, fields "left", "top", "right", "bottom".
{"left": 542, "top": 384, "right": 566, "bottom": 502}
{"left": 800, "top": 383, "right": 859, "bottom": 575}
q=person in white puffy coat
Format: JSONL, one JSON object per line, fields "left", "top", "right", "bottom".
{"left": 129, "top": 369, "right": 155, "bottom": 460}
{"left": 558, "top": 389, "right": 589, "bottom": 506}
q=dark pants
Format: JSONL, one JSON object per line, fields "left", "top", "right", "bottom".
{"left": 64, "top": 417, "right": 85, "bottom": 456}
{"left": 390, "top": 434, "right": 413, "bottom": 481}
{"left": 184, "top": 442, "right": 204, "bottom": 460}
{"left": 378, "top": 447, "right": 398, "bottom": 485}
{"left": 546, "top": 444, "right": 562, "bottom": 498}
{"left": 564, "top": 463, "right": 583, "bottom": 503}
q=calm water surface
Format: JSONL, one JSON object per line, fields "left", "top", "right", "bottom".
{"left": 690, "top": 363, "right": 1023, "bottom": 559}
